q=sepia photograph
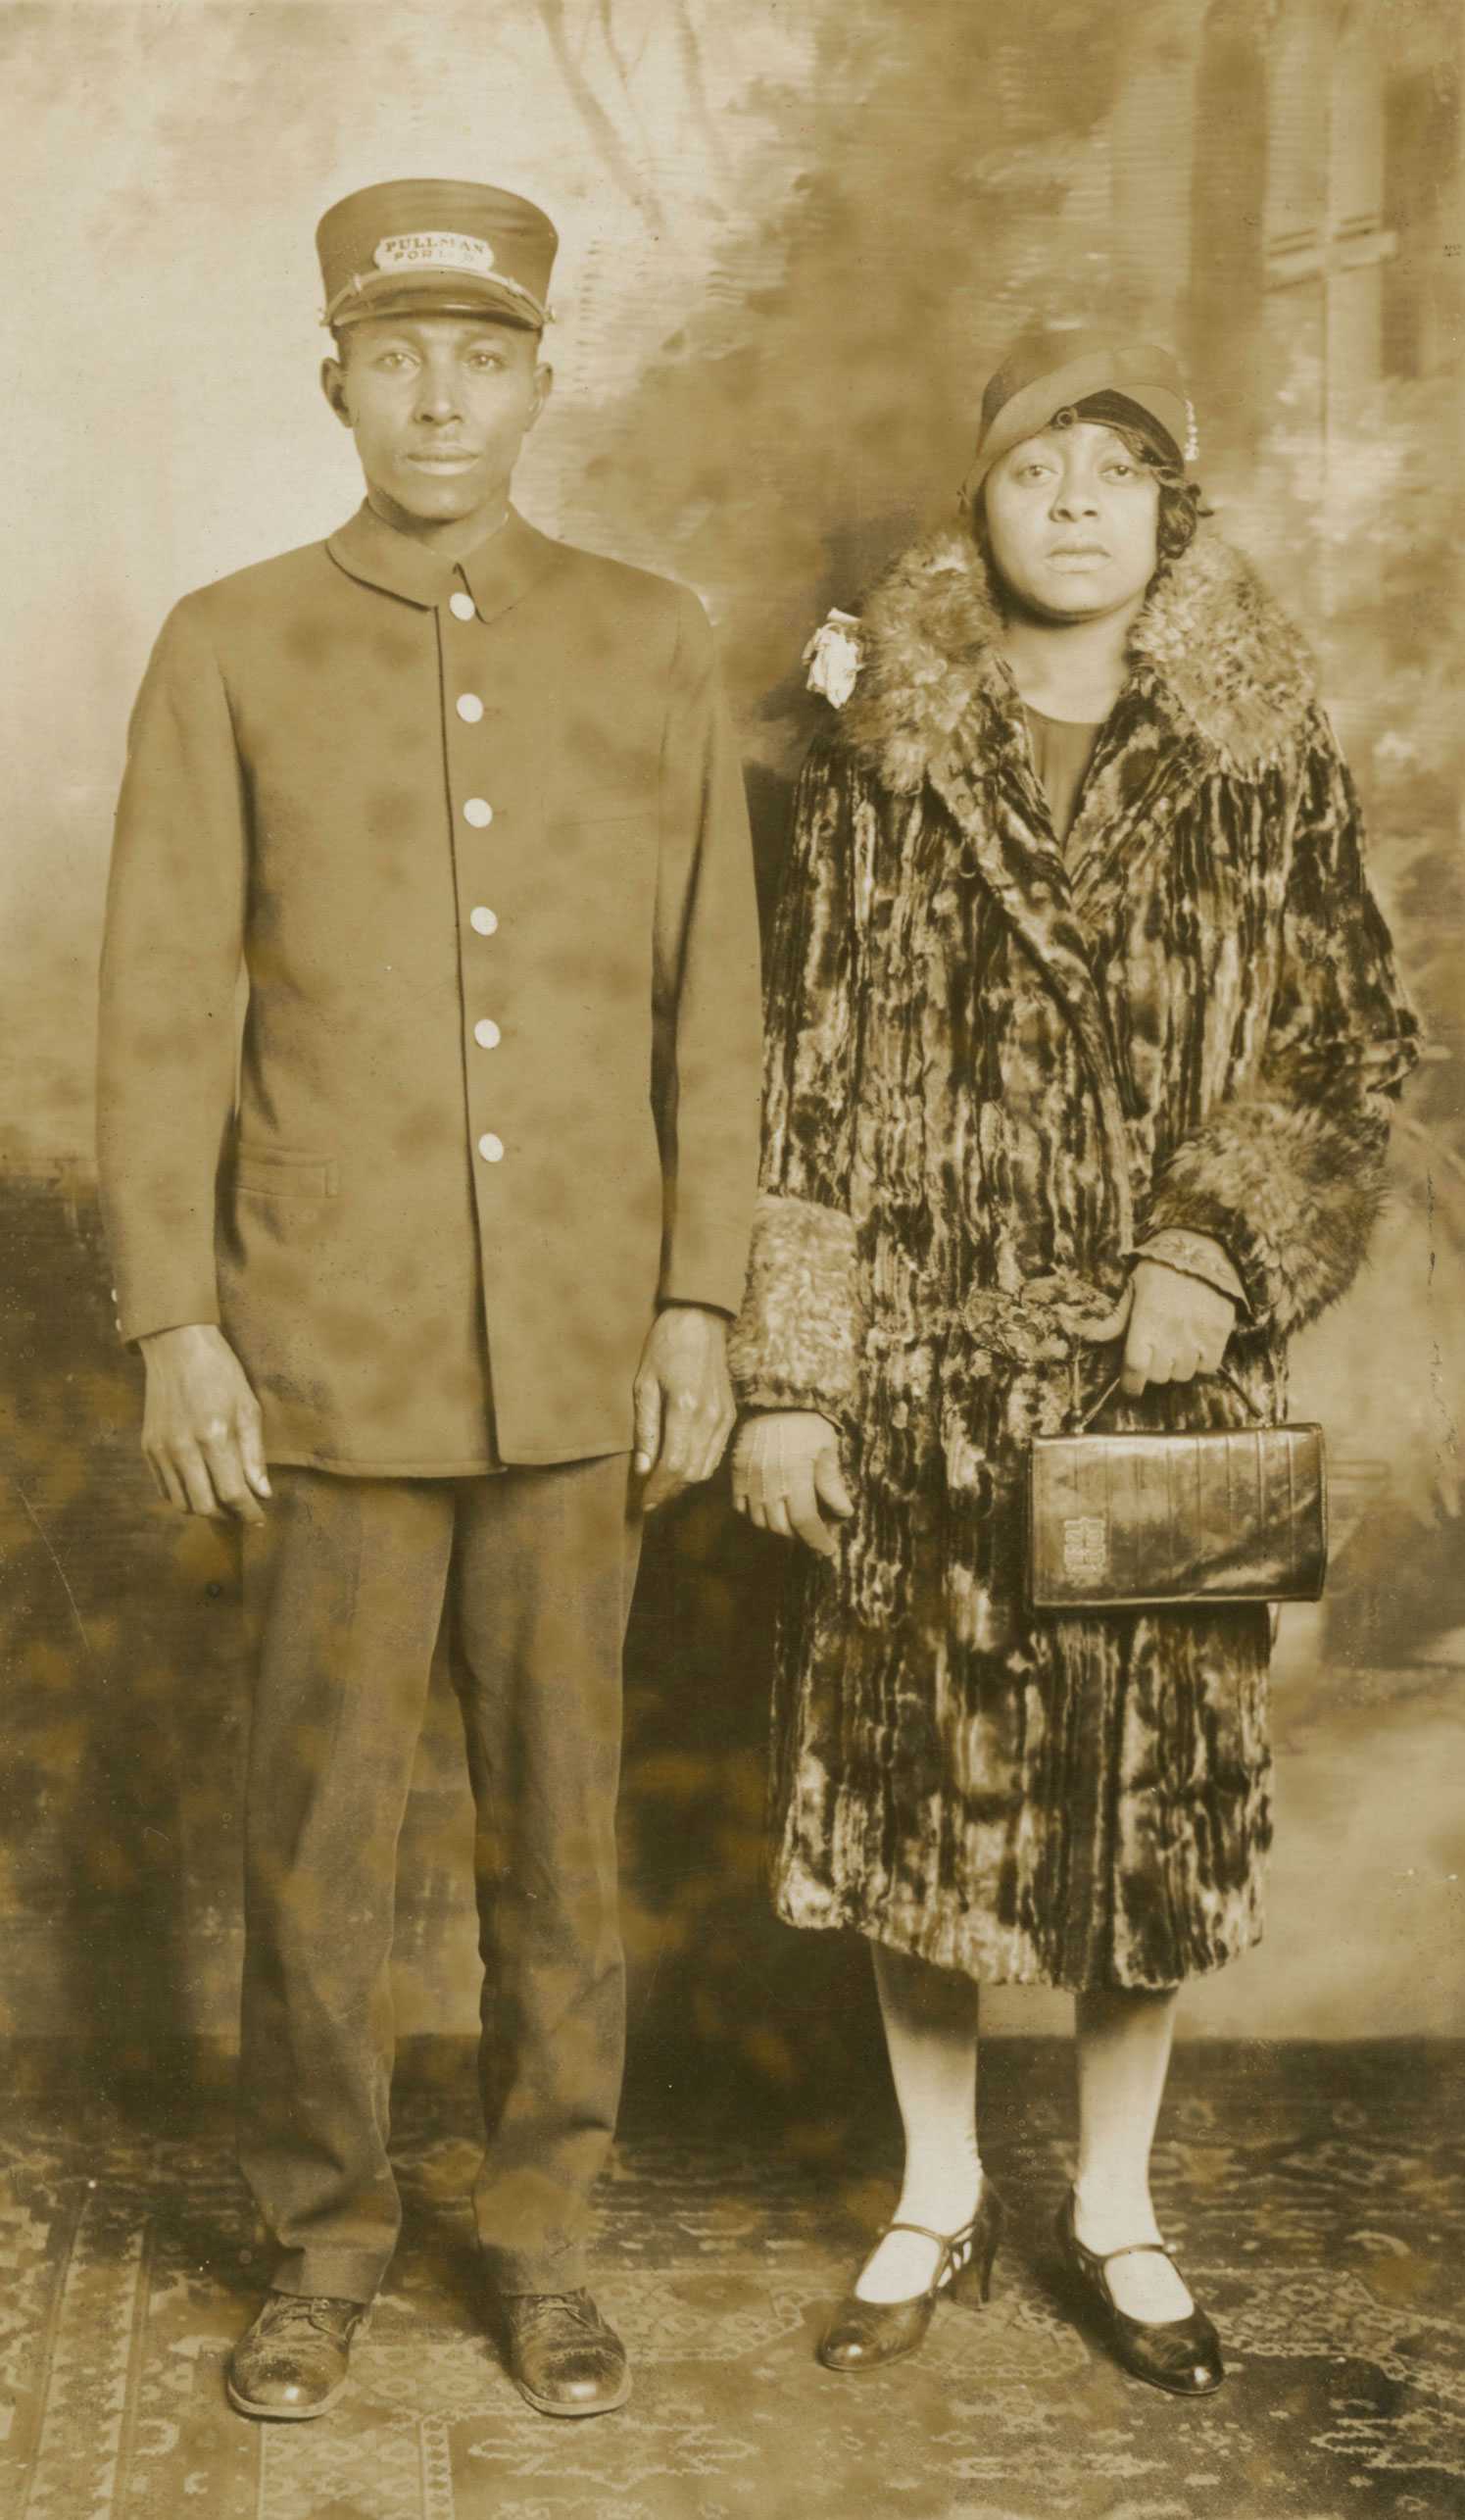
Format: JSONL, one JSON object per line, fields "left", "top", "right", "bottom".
{"left": 0, "top": 2, "right": 1460, "bottom": 2513}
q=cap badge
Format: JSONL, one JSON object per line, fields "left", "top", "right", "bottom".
{"left": 373, "top": 231, "right": 498, "bottom": 277}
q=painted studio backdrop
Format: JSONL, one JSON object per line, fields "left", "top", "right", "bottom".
{"left": 0, "top": 0, "right": 1460, "bottom": 2086}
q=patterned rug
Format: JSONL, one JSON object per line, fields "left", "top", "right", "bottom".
{"left": 1, "top": 2043, "right": 1461, "bottom": 2520}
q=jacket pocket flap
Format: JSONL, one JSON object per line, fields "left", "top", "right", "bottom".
{"left": 232, "top": 1147, "right": 338, "bottom": 1198}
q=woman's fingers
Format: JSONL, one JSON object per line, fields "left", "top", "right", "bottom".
{"left": 1120, "top": 1337, "right": 1156, "bottom": 1397}
{"left": 786, "top": 1493, "right": 835, "bottom": 1556}
{"left": 773, "top": 1463, "right": 846, "bottom": 1554}
{"left": 1123, "top": 1259, "right": 1238, "bottom": 1395}
{"left": 1085, "top": 1282, "right": 1135, "bottom": 1345}
{"left": 813, "top": 1447, "right": 855, "bottom": 1521}
{"left": 1122, "top": 1337, "right": 1225, "bottom": 1395}
{"left": 731, "top": 1413, "right": 852, "bottom": 1549}
{"left": 1121, "top": 1259, "right": 1241, "bottom": 1396}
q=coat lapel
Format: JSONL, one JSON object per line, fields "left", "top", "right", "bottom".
{"left": 1062, "top": 682, "right": 1204, "bottom": 932}
{"left": 925, "top": 711, "right": 1140, "bottom": 1250}
{"left": 1062, "top": 532, "right": 1317, "bottom": 932}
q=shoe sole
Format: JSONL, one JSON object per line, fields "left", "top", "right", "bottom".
{"left": 1117, "top": 2361, "right": 1226, "bottom": 2398}
{"left": 511, "top": 2370, "right": 632, "bottom": 2418}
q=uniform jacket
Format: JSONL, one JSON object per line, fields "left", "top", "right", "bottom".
{"left": 728, "top": 524, "right": 1419, "bottom": 1991}
{"left": 98, "top": 503, "right": 761, "bottom": 1472}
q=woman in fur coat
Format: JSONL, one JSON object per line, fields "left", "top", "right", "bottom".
{"left": 728, "top": 330, "right": 1418, "bottom": 2395}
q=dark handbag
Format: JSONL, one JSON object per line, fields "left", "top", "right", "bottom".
{"left": 1027, "top": 1366, "right": 1328, "bottom": 1609}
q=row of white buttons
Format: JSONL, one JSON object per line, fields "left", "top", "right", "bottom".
{"left": 451, "top": 598, "right": 501, "bottom": 1161}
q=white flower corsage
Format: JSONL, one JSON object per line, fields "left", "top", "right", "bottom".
{"left": 803, "top": 609, "right": 864, "bottom": 708}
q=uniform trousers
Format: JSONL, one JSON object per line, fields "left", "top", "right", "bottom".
{"left": 237, "top": 1455, "right": 641, "bottom": 2305}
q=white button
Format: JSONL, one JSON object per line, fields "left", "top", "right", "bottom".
{"left": 477, "top": 1132, "right": 505, "bottom": 1162}
{"left": 463, "top": 798, "right": 493, "bottom": 827}
{"left": 469, "top": 906, "right": 498, "bottom": 935}
{"left": 450, "top": 591, "right": 475, "bottom": 620}
{"left": 456, "top": 693, "right": 484, "bottom": 723}
{"left": 473, "top": 1018, "right": 501, "bottom": 1048}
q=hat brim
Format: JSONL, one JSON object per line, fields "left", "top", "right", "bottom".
{"left": 327, "top": 268, "right": 545, "bottom": 331}
{"left": 962, "top": 350, "right": 1190, "bottom": 502}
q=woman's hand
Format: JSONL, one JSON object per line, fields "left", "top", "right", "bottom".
{"left": 1092, "top": 1260, "right": 1238, "bottom": 1398}
{"left": 730, "top": 1409, "right": 855, "bottom": 1556}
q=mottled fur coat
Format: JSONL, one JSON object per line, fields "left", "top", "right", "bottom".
{"left": 730, "top": 524, "right": 1418, "bottom": 1992}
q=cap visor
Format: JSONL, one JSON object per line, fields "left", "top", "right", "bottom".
{"left": 329, "top": 270, "right": 542, "bottom": 329}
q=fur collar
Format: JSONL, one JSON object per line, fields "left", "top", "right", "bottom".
{"left": 839, "top": 524, "right": 1319, "bottom": 793}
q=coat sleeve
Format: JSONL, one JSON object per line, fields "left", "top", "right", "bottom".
{"left": 652, "top": 587, "right": 763, "bottom": 1317}
{"left": 96, "top": 597, "right": 247, "bottom": 1345}
{"left": 1142, "top": 712, "right": 1421, "bottom": 1335}
{"left": 727, "top": 733, "right": 866, "bottom": 1418}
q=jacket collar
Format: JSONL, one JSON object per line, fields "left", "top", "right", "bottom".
{"left": 841, "top": 523, "right": 1319, "bottom": 794}
{"left": 325, "top": 501, "right": 563, "bottom": 622}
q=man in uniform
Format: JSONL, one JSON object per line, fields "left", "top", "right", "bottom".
{"left": 96, "top": 180, "right": 761, "bottom": 2422}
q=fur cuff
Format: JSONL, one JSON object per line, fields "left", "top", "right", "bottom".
{"left": 728, "top": 1191, "right": 862, "bottom": 1416}
{"left": 1146, "top": 1092, "right": 1392, "bottom": 1336}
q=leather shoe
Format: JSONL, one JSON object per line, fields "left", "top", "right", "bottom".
{"left": 227, "top": 2291, "right": 370, "bottom": 2420}
{"left": 1054, "top": 2191, "right": 1224, "bottom": 2397}
{"left": 501, "top": 2289, "right": 630, "bottom": 2417}
{"left": 818, "top": 2182, "right": 1006, "bottom": 2373}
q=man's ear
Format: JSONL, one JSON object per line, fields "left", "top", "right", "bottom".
{"left": 320, "top": 356, "right": 352, "bottom": 427}
{"left": 527, "top": 361, "right": 554, "bottom": 431}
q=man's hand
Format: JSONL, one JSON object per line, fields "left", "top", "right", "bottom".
{"left": 730, "top": 1409, "right": 854, "bottom": 1557}
{"left": 1090, "top": 1260, "right": 1238, "bottom": 1398}
{"left": 632, "top": 1306, "right": 735, "bottom": 1512}
{"left": 139, "top": 1323, "right": 271, "bottom": 1523}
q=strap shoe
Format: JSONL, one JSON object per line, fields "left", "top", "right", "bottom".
{"left": 817, "top": 2182, "right": 1006, "bottom": 2373}
{"left": 1054, "top": 2190, "right": 1224, "bottom": 2396}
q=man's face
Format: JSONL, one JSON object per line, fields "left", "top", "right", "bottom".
{"left": 321, "top": 314, "right": 552, "bottom": 530}
{"left": 983, "top": 421, "right": 1160, "bottom": 620}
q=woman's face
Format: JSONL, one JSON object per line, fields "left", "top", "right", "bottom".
{"left": 983, "top": 421, "right": 1161, "bottom": 621}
